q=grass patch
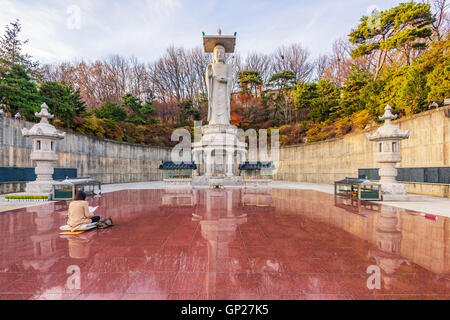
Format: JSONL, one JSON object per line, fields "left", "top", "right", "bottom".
{"left": 5, "top": 195, "right": 49, "bottom": 200}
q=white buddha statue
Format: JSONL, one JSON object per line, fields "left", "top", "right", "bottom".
{"left": 206, "top": 44, "right": 232, "bottom": 125}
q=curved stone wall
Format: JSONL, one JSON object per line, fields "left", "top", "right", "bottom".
{"left": 1, "top": 107, "right": 449, "bottom": 197}
{"left": 0, "top": 117, "right": 171, "bottom": 184}
{"left": 274, "top": 107, "right": 450, "bottom": 197}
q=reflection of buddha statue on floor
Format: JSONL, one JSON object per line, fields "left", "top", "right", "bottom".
{"left": 192, "top": 189, "right": 247, "bottom": 297}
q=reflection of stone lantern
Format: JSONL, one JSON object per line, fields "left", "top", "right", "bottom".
{"left": 368, "top": 207, "right": 408, "bottom": 290}
{"left": 21, "top": 205, "right": 60, "bottom": 273}
{"left": 22, "top": 103, "right": 66, "bottom": 195}
{"left": 367, "top": 105, "right": 410, "bottom": 201}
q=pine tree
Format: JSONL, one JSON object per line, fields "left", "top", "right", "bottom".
{"left": 238, "top": 70, "right": 263, "bottom": 97}
{"left": 349, "top": 2, "right": 434, "bottom": 79}
{"left": 0, "top": 64, "right": 42, "bottom": 119}
{"left": 0, "top": 19, "right": 39, "bottom": 78}
{"left": 39, "top": 81, "right": 86, "bottom": 128}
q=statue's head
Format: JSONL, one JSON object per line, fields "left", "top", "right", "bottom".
{"left": 213, "top": 45, "right": 226, "bottom": 63}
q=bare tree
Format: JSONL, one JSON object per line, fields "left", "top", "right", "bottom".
{"left": 149, "top": 46, "right": 215, "bottom": 103}
{"left": 321, "top": 38, "right": 377, "bottom": 86}
{"left": 271, "top": 43, "right": 314, "bottom": 82}
{"left": 128, "top": 56, "right": 152, "bottom": 100}
{"left": 229, "top": 52, "right": 243, "bottom": 93}
{"left": 313, "top": 54, "right": 329, "bottom": 80}
{"left": 186, "top": 46, "right": 212, "bottom": 98}
{"left": 244, "top": 52, "right": 273, "bottom": 84}
{"left": 422, "top": 0, "right": 450, "bottom": 40}
{"left": 320, "top": 39, "right": 354, "bottom": 86}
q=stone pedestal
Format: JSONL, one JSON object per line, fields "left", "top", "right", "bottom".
{"left": 243, "top": 179, "right": 272, "bottom": 189}
{"left": 163, "top": 178, "right": 192, "bottom": 189}
{"left": 192, "top": 124, "right": 246, "bottom": 188}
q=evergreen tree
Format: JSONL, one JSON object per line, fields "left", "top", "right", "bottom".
{"left": 423, "top": 38, "right": 450, "bottom": 105}
{"left": 349, "top": 2, "right": 434, "bottom": 79}
{"left": 397, "top": 66, "right": 430, "bottom": 115}
{"left": 359, "top": 78, "right": 386, "bottom": 118}
{"left": 122, "top": 93, "right": 155, "bottom": 125}
{"left": 39, "top": 81, "right": 86, "bottom": 128}
{"left": 310, "top": 80, "right": 340, "bottom": 122}
{"left": 295, "top": 80, "right": 339, "bottom": 122}
{"left": 0, "top": 64, "right": 41, "bottom": 119}
{"left": 238, "top": 70, "right": 263, "bottom": 97}
{"left": 267, "top": 70, "right": 297, "bottom": 90}
{"left": 266, "top": 70, "right": 297, "bottom": 124}
{"left": 0, "top": 19, "right": 39, "bottom": 78}
{"left": 294, "top": 82, "right": 318, "bottom": 111}
{"left": 337, "top": 67, "right": 372, "bottom": 117}
{"left": 94, "top": 101, "right": 127, "bottom": 122}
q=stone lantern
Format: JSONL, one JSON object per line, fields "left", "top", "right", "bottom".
{"left": 22, "top": 103, "right": 66, "bottom": 195}
{"left": 367, "top": 105, "right": 410, "bottom": 201}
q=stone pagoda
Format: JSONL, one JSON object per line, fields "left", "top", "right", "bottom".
{"left": 367, "top": 105, "right": 410, "bottom": 201}
{"left": 22, "top": 103, "right": 66, "bottom": 195}
{"left": 192, "top": 30, "right": 247, "bottom": 187}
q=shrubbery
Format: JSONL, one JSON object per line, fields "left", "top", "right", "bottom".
{"left": 5, "top": 195, "right": 49, "bottom": 200}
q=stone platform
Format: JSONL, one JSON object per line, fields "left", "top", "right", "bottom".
{"left": 163, "top": 179, "right": 192, "bottom": 189}
{"left": 192, "top": 176, "right": 243, "bottom": 188}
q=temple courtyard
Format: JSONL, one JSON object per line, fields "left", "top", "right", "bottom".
{"left": 2, "top": 181, "right": 450, "bottom": 218}
{"left": 0, "top": 183, "right": 448, "bottom": 300}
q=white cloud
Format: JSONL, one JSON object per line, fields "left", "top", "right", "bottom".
{"left": 0, "top": 0, "right": 406, "bottom": 64}
{"left": 0, "top": 0, "right": 80, "bottom": 63}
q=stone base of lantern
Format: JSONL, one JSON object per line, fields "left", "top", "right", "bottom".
{"left": 25, "top": 180, "right": 54, "bottom": 195}
{"left": 25, "top": 159, "right": 57, "bottom": 195}
{"left": 381, "top": 183, "right": 412, "bottom": 201}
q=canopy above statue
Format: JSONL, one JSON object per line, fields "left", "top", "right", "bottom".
{"left": 203, "top": 34, "right": 236, "bottom": 53}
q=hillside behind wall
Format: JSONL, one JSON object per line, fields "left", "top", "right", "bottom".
{"left": 274, "top": 107, "right": 450, "bottom": 197}
{"left": 0, "top": 116, "right": 171, "bottom": 185}
{"left": 1, "top": 107, "right": 449, "bottom": 197}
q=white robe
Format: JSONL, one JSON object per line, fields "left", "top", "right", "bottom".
{"left": 206, "top": 62, "right": 232, "bottom": 125}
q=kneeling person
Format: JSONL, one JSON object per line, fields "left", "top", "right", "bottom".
{"left": 67, "top": 191, "right": 100, "bottom": 232}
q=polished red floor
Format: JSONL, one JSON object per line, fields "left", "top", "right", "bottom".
{"left": 0, "top": 188, "right": 448, "bottom": 300}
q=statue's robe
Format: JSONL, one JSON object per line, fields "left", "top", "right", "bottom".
{"left": 206, "top": 62, "right": 232, "bottom": 125}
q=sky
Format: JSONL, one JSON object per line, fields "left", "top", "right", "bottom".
{"left": 0, "top": 0, "right": 405, "bottom": 64}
